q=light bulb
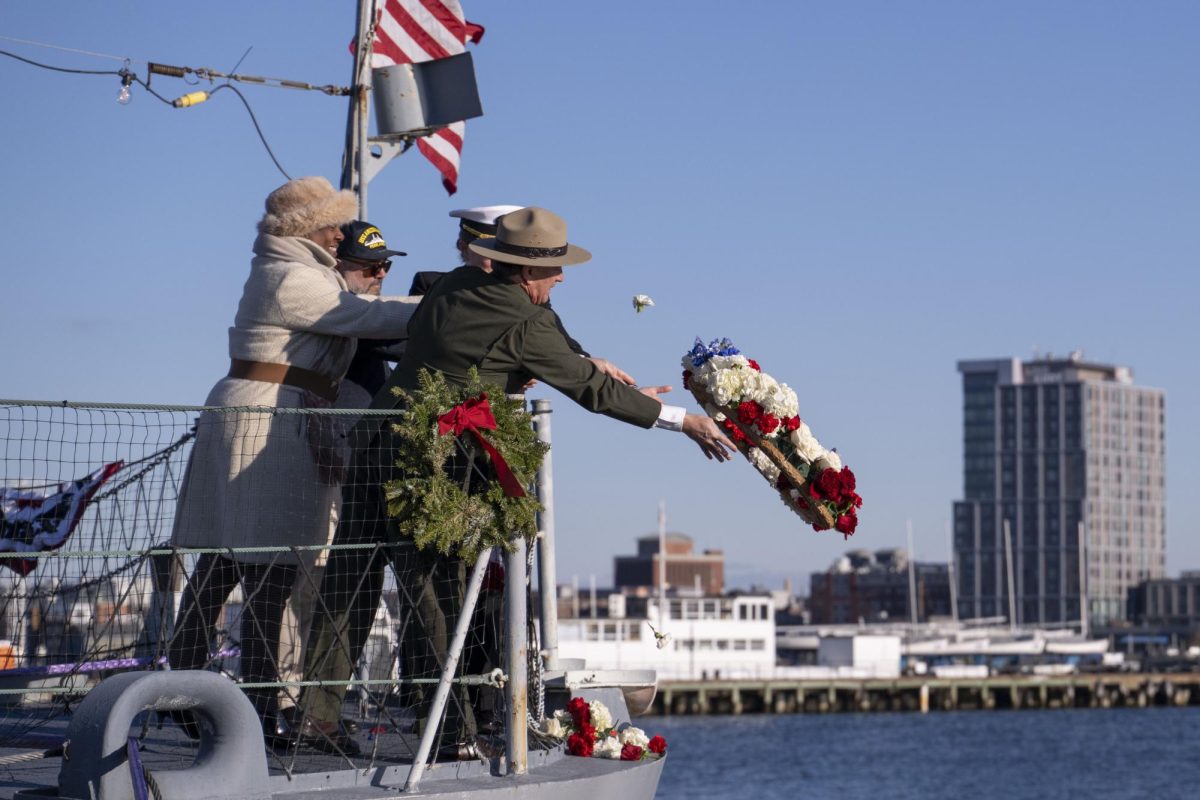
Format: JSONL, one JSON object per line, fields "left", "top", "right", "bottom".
{"left": 117, "top": 64, "right": 133, "bottom": 106}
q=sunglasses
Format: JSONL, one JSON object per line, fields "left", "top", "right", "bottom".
{"left": 340, "top": 257, "right": 391, "bottom": 276}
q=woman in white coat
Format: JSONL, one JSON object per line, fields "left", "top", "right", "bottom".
{"left": 168, "top": 177, "right": 418, "bottom": 740}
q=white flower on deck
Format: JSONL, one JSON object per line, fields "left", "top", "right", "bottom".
{"left": 588, "top": 699, "right": 613, "bottom": 732}
{"left": 633, "top": 294, "right": 655, "bottom": 313}
{"left": 619, "top": 725, "right": 650, "bottom": 749}
{"left": 595, "top": 734, "right": 624, "bottom": 759}
{"left": 541, "top": 714, "right": 568, "bottom": 738}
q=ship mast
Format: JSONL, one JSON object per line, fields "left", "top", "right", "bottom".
{"left": 343, "top": 0, "right": 375, "bottom": 216}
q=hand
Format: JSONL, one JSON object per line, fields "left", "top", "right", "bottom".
{"left": 681, "top": 413, "right": 736, "bottom": 462}
{"left": 589, "top": 357, "right": 637, "bottom": 386}
{"left": 638, "top": 385, "right": 673, "bottom": 403}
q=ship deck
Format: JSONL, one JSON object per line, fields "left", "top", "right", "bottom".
{"left": 0, "top": 706, "right": 664, "bottom": 799}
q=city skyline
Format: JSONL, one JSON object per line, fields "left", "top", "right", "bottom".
{"left": 2, "top": 3, "right": 1198, "bottom": 587}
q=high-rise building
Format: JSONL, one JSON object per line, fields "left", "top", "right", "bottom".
{"left": 954, "top": 354, "right": 1165, "bottom": 626}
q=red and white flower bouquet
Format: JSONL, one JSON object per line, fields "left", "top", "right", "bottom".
{"left": 539, "top": 698, "right": 667, "bottom": 761}
{"left": 682, "top": 338, "right": 861, "bottom": 537}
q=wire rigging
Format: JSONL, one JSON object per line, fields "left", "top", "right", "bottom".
{"left": 0, "top": 48, "right": 123, "bottom": 76}
{"left": 0, "top": 34, "right": 130, "bottom": 62}
{"left": 209, "top": 84, "right": 293, "bottom": 180}
{"left": 1, "top": 48, "right": 294, "bottom": 180}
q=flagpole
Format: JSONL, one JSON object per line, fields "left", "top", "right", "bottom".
{"left": 344, "top": 0, "right": 375, "bottom": 216}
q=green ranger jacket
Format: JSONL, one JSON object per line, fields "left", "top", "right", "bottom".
{"left": 368, "top": 265, "right": 660, "bottom": 430}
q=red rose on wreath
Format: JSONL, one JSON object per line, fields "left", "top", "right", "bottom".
{"left": 723, "top": 418, "right": 748, "bottom": 443}
{"left": 815, "top": 469, "right": 842, "bottom": 500}
{"left": 757, "top": 413, "right": 780, "bottom": 435}
{"left": 747, "top": 359, "right": 761, "bottom": 372}
{"left": 648, "top": 735, "right": 668, "bottom": 755}
{"left": 682, "top": 370, "right": 692, "bottom": 389}
{"left": 567, "top": 697, "right": 590, "bottom": 728}
{"left": 567, "top": 730, "right": 594, "bottom": 757}
{"left": 835, "top": 513, "right": 858, "bottom": 536}
{"left": 785, "top": 415, "right": 801, "bottom": 432}
{"left": 737, "top": 401, "right": 761, "bottom": 425}
{"left": 839, "top": 467, "right": 856, "bottom": 494}
{"left": 620, "top": 743, "right": 644, "bottom": 761}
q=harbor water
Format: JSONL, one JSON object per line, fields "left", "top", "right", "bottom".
{"left": 652, "top": 706, "right": 1200, "bottom": 799}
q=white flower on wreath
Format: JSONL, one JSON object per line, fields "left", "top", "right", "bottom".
{"left": 588, "top": 699, "right": 613, "bottom": 732}
{"left": 747, "top": 447, "right": 780, "bottom": 483}
{"left": 710, "top": 368, "right": 752, "bottom": 407}
{"left": 789, "top": 422, "right": 825, "bottom": 463}
{"left": 744, "top": 371, "right": 779, "bottom": 405}
{"left": 814, "top": 451, "right": 843, "bottom": 471}
{"left": 774, "top": 383, "right": 800, "bottom": 420}
{"left": 708, "top": 354, "right": 751, "bottom": 372}
{"left": 594, "top": 734, "right": 624, "bottom": 759}
{"left": 619, "top": 725, "right": 650, "bottom": 749}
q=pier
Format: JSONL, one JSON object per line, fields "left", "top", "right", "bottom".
{"left": 650, "top": 673, "right": 1200, "bottom": 715}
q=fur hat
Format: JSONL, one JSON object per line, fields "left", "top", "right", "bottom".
{"left": 257, "top": 176, "right": 358, "bottom": 238}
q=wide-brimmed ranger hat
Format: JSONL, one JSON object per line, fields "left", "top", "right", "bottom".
{"left": 468, "top": 207, "right": 591, "bottom": 268}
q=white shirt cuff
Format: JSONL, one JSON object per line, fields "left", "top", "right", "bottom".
{"left": 654, "top": 404, "right": 686, "bottom": 431}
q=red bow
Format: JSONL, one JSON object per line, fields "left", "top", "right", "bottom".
{"left": 437, "top": 394, "right": 527, "bottom": 498}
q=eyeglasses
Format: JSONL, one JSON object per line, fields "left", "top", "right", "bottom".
{"left": 340, "top": 257, "right": 391, "bottom": 276}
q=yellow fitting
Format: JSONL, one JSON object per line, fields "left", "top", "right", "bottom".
{"left": 172, "top": 91, "right": 210, "bottom": 108}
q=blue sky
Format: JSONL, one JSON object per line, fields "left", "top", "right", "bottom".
{"left": 2, "top": 2, "right": 1197, "bottom": 591}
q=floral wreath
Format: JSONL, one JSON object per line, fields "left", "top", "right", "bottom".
{"left": 382, "top": 368, "right": 549, "bottom": 558}
{"left": 539, "top": 698, "right": 667, "bottom": 761}
{"left": 682, "top": 338, "right": 861, "bottom": 537}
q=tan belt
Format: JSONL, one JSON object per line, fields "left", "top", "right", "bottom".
{"left": 228, "top": 359, "right": 339, "bottom": 403}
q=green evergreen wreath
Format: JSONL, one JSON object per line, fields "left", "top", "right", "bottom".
{"left": 381, "top": 368, "right": 549, "bottom": 559}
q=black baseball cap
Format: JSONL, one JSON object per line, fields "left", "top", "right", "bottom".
{"left": 337, "top": 220, "right": 407, "bottom": 261}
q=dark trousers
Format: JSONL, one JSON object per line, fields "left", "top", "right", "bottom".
{"left": 300, "top": 459, "right": 478, "bottom": 748}
{"left": 169, "top": 553, "right": 296, "bottom": 727}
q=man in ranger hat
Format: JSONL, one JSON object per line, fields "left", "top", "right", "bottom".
{"left": 299, "top": 206, "right": 734, "bottom": 758}
{"left": 410, "top": 206, "right": 638, "bottom": 385}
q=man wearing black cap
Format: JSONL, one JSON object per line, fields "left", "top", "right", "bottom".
{"left": 333, "top": 221, "right": 409, "bottom": 401}
{"left": 277, "top": 220, "right": 410, "bottom": 751}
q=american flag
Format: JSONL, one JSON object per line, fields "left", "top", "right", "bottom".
{"left": 370, "top": 0, "right": 484, "bottom": 195}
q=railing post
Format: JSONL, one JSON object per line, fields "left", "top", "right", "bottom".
{"left": 403, "top": 547, "right": 493, "bottom": 794}
{"left": 531, "top": 399, "right": 559, "bottom": 671}
{"left": 505, "top": 533, "right": 528, "bottom": 775}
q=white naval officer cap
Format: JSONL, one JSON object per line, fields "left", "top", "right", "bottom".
{"left": 450, "top": 205, "right": 524, "bottom": 241}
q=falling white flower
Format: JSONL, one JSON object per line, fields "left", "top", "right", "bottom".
{"left": 648, "top": 621, "right": 672, "bottom": 650}
{"left": 632, "top": 294, "right": 655, "bottom": 313}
